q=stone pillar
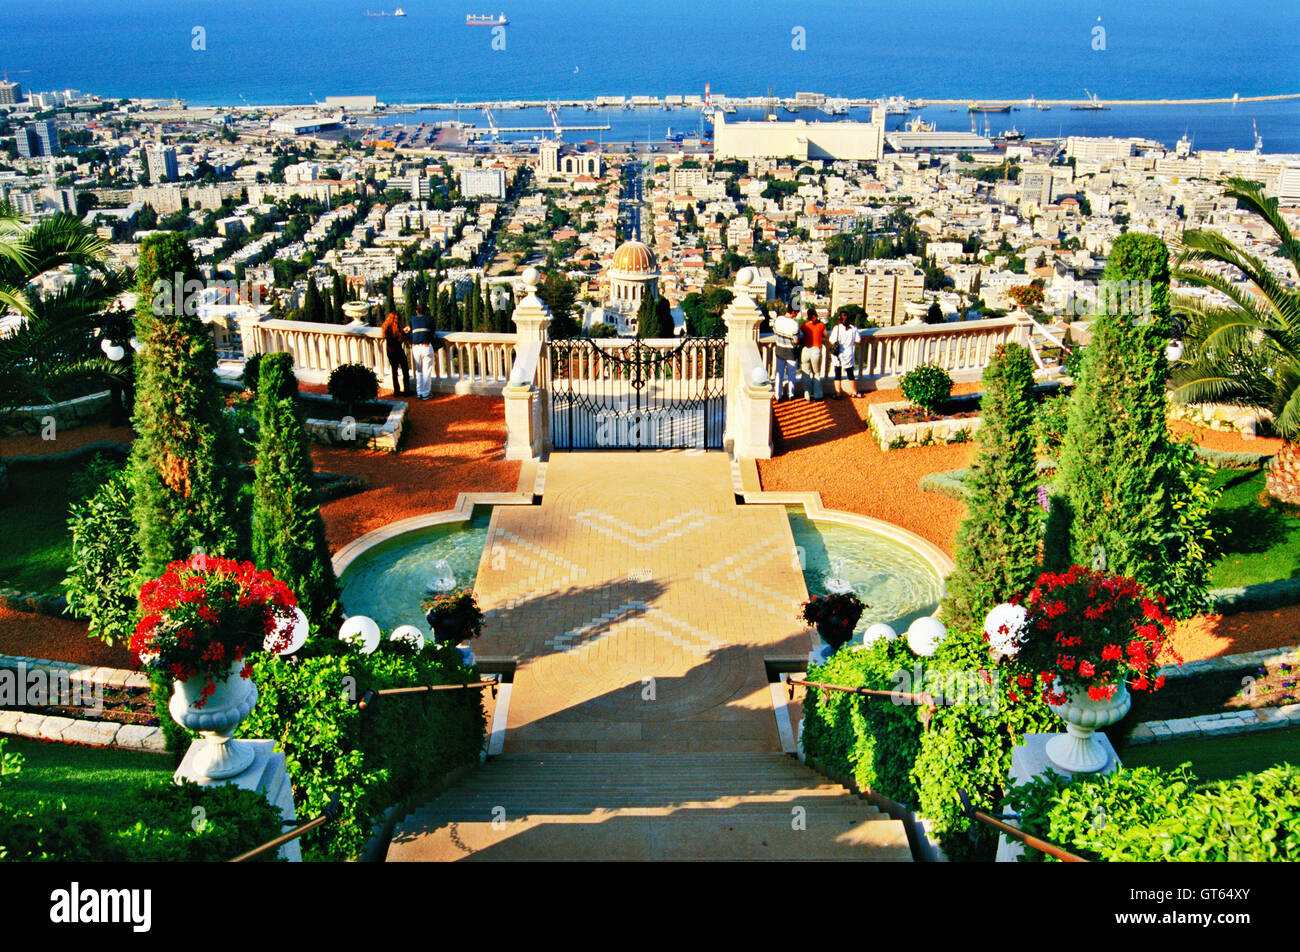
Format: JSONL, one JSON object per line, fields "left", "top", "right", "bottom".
{"left": 722, "top": 267, "right": 773, "bottom": 460}
{"left": 175, "top": 738, "right": 301, "bottom": 861}
{"left": 505, "top": 268, "right": 552, "bottom": 459}
{"left": 994, "top": 732, "right": 1121, "bottom": 862}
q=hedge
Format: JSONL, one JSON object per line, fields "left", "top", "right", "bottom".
{"left": 0, "top": 779, "right": 282, "bottom": 862}
{"left": 801, "top": 628, "right": 1059, "bottom": 862}
{"left": 801, "top": 639, "right": 925, "bottom": 803}
{"left": 1008, "top": 764, "right": 1300, "bottom": 861}
{"left": 236, "top": 640, "right": 486, "bottom": 861}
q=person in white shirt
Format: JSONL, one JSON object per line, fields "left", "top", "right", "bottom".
{"left": 828, "top": 311, "right": 863, "bottom": 398}
{"left": 771, "top": 311, "right": 801, "bottom": 402}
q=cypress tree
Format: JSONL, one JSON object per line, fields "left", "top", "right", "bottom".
{"left": 331, "top": 272, "right": 346, "bottom": 323}
{"left": 636, "top": 293, "right": 656, "bottom": 337}
{"left": 403, "top": 279, "right": 418, "bottom": 320}
{"left": 300, "top": 279, "right": 326, "bottom": 323}
{"left": 1048, "top": 232, "right": 1213, "bottom": 617}
{"left": 383, "top": 277, "right": 396, "bottom": 317}
{"left": 250, "top": 353, "right": 340, "bottom": 629}
{"left": 130, "top": 233, "right": 239, "bottom": 577}
{"left": 940, "top": 342, "right": 1041, "bottom": 634}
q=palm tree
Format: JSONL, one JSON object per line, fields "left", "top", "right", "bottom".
{"left": 1171, "top": 177, "right": 1300, "bottom": 504}
{"left": 0, "top": 203, "right": 127, "bottom": 428}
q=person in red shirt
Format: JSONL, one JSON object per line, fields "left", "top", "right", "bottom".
{"left": 799, "top": 307, "right": 826, "bottom": 400}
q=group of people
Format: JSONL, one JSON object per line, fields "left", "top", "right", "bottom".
{"left": 379, "top": 310, "right": 443, "bottom": 401}
{"left": 771, "top": 307, "right": 864, "bottom": 402}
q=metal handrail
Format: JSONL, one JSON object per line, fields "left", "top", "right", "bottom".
{"left": 785, "top": 675, "right": 942, "bottom": 728}
{"left": 229, "top": 795, "right": 342, "bottom": 863}
{"left": 956, "top": 788, "right": 1090, "bottom": 863}
{"left": 357, "top": 676, "right": 499, "bottom": 710}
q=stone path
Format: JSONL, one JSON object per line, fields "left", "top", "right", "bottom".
{"left": 472, "top": 452, "right": 812, "bottom": 753}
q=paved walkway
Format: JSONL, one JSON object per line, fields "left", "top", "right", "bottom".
{"left": 473, "top": 452, "right": 811, "bottom": 753}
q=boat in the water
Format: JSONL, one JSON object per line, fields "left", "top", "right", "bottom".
{"left": 969, "top": 102, "right": 1012, "bottom": 113}
{"left": 1002, "top": 126, "right": 1025, "bottom": 141}
{"left": 366, "top": 8, "right": 407, "bottom": 16}
{"left": 1071, "top": 89, "right": 1108, "bottom": 111}
{"left": 466, "top": 12, "right": 508, "bottom": 25}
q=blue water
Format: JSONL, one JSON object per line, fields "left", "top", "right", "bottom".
{"left": 787, "top": 510, "right": 944, "bottom": 637}
{"left": 2, "top": 0, "right": 1298, "bottom": 147}
{"left": 375, "top": 99, "right": 1300, "bottom": 153}
{"left": 339, "top": 510, "right": 491, "bottom": 634}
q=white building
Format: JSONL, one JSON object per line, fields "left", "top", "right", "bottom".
{"left": 459, "top": 167, "right": 507, "bottom": 200}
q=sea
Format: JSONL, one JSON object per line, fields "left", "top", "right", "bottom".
{"left": 3, "top": 0, "right": 1299, "bottom": 152}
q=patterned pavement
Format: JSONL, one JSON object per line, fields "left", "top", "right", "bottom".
{"left": 474, "top": 452, "right": 812, "bottom": 753}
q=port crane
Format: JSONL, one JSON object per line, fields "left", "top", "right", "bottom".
{"left": 545, "top": 101, "right": 562, "bottom": 139}
{"left": 1253, "top": 119, "right": 1263, "bottom": 152}
{"left": 482, "top": 105, "right": 499, "bottom": 139}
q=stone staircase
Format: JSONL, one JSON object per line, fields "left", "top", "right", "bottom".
{"left": 386, "top": 752, "right": 912, "bottom": 861}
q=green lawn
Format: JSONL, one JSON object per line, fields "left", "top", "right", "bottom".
{"left": 1121, "top": 728, "right": 1300, "bottom": 783}
{"left": 2, "top": 737, "right": 174, "bottom": 829}
{"left": 1206, "top": 467, "right": 1300, "bottom": 589}
{"left": 0, "top": 462, "right": 84, "bottom": 595}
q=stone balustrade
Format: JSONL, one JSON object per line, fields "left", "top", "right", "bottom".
{"left": 239, "top": 316, "right": 518, "bottom": 394}
{"left": 759, "top": 315, "right": 1031, "bottom": 389}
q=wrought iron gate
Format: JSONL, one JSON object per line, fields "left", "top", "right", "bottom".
{"left": 548, "top": 336, "right": 727, "bottom": 450}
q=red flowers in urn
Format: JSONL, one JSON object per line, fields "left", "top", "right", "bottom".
{"left": 799, "top": 592, "right": 867, "bottom": 653}
{"left": 130, "top": 554, "right": 298, "bottom": 706}
{"left": 1023, "top": 565, "right": 1179, "bottom": 704}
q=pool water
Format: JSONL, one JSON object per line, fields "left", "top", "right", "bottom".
{"left": 787, "top": 509, "right": 944, "bottom": 637}
{"left": 339, "top": 509, "right": 492, "bottom": 633}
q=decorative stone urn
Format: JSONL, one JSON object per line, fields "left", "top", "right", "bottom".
{"left": 1045, "top": 681, "right": 1130, "bottom": 773}
{"left": 169, "top": 659, "right": 258, "bottom": 781}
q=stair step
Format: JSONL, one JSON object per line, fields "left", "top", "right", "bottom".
{"left": 388, "top": 815, "right": 912, "bottom": 862}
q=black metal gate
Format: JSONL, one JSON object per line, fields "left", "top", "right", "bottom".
{"left": 548, "top": 336, "right": 726, "bottom": 450}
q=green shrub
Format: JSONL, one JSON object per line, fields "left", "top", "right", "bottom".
{"left": 1035, "top": 389, "right": 1072, "bottom": 455}
{"left": 1049, "top": 233, "right": 1217, "bottom": 618}
{"left": 63, "top": 460, "right": 140, "bottom": 644}
{"left": 801, "top": 639, "right": 925, "bottom": 802}
{"left": 940, "top": 343, "right": 1041, "bottom": 634}
{"left": 242, "top": 352, "right": 263, "bottom": 393}
{"left": 0, "top": 779, "right": 281, "bottom": 862}
{"left": 328, "top": 363, "right": 379, "bottom": 413}
{"left": 236, "top": 640, "right": 485, "bottom": 860}
{"left": 1008, "top": 764, "right": 1300, "bottom": 861}
{"left": 900, "top": 364, "right": 953, "bottom": 413}
{"left": 130, "top": 233, "right": 240, "bottom": 577}
{"left": 251, "top": 353, "right": 339, "bottom": 630}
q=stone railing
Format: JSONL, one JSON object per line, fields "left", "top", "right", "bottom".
{"left": 239, "top": 316, "right": 517, "bottom": 394}
{"left": 760, "top": 316, "right": 1031, "bottom": 388}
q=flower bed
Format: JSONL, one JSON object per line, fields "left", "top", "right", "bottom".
{"left": 867, "top": 399, "right": 981, "bottom": 450}
{"left": 1125, "top": 658, "right": 1298, "bottom": 723}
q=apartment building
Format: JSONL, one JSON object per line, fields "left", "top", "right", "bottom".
{"left": 830, "top": 259, "right": 925, "bottom": 326}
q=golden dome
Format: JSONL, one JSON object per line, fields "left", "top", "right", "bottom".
{"left": 611, "top": 240, "right": 657, "bottom": 274}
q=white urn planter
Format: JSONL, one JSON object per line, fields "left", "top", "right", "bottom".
{"left": 168, "top": 659, "right": 258, "bottom": 781}
{"left": 1046, "top": 681, "right": 1130, "bottom": 774}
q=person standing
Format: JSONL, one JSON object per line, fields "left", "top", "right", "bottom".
{"left": 799, "top": 307, "right": 826, "bottom": 401}
{"left": 380, "top": 311, "right": 411, "bottom": 396}
{"left": 408, "top": 307, "right": 439, "bottom": 400}
{"left": 772, "top": 308, "right": 802, "bottom": 402}
{"left": 828, "top": 311, "right": 863, "bottom": 398}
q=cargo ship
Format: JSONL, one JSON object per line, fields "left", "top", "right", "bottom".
{"left": 467, "top": 13, "right": 508, "bottom": 25}
{"left": 968, "top": 102, "right": 1012, "bottom": 113}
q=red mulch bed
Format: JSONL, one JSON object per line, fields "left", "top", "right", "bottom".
{"left": 309, "top": 390, "right": 520, "bottom": 551}
{"left": 758, "top": 384, "right": 981, "bottom": 556}
{"left": 0, "top": 607, "right": 133, "bottom": 668}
